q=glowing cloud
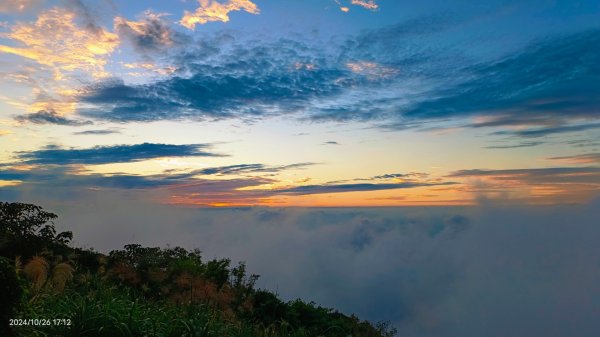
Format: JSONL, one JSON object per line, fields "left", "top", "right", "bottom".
{"left": 180, "top": 0, "right": 259, "bottom": 30}
{"left": 0, "top": 8, "right": 119, "bottom": 79}
{"left": 346, "top": 61, "right": 398, "bottom": 79}
{"left": 547, "top": 153, "right": 600, "bottom": 165}
{"left": 335, "top": 0, "right": 379, "bottom": 12}
{"left": 350, "top": 0, "right": 379, "bottom": 10}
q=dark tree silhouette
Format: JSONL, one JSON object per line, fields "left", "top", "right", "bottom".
{"left": 0, "top": 256, "right": 22, "bottom": 337}
{"left": 0, "top": 202, "right": 72, "bottom": 259}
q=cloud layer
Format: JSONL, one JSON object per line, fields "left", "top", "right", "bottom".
{"left": 14, "top": 143, "right": 224, "bottom": 165}
{"left": 71, "top": 19, "right": 600, "bottom": 141}
{"left": 2, "top": 197, "right": 595, "bottom": 337}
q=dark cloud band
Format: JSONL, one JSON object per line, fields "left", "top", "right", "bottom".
{"left": 15, "top": 143, "right": 225, "bottom": 165}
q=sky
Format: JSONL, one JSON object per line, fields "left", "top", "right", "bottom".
{"left": 1, "top": 1, "right": 600, "bottom": 335}
{"left": 0, "top": 0, "right": 598, "bottom": 206}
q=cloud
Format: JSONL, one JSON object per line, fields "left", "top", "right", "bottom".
{"left": 350, "top": 0, "right": 379, "bottom": 11}
{"left": 547, "top": 153, "right": 600, "bottom": 165}
{"left": 565, "top": 139, "right": 600, "bottom": 148}
{"left": 15, "top": 143, "right": 225, "bottom": 165}
{"left": 448, "top": 167, "right": 600, "bottom": 203}
{"left": 0, "top": 130, "right": 12, "bottom": 136}
{"left": 345, "top": 61, "right": 398, "bottom": 79}
{"left": 73, "top": 129, "right": 120, "bottom": 135}
{"left": 65, "top": 20, "right": 598, "bottom": 145}
{"left": 449, "top": 167, "right": 600, "bottom": 182}
{"left": 0, "top": 0, "right": 42, "bottom": 13}
{"left": 0, "top": 165, "right": 273, "bottom": 193}
{"left": 77, "top": 38, "right": 350, "bottom": 122}
{"left": 0, "top": 7, "right": 119, "bottom": 79}
{"left": 190, "top": 162, "right": 316, "bottom": 176}
{"left": 65, "top": 0, "right": 106, "bottom": 34}
{"left": 0, "top": 197, "right": 596, "bottom": 337}
{"left": 180, "top": 0, "right": 260, "bottom": 30}
{"left": 15, "top": 110, "right": 93, "bottom": 126}
{"left": 399, "top": 29, "right": 600, "bottom": 122}
{"left": 115, "top": 11, "right": 188, "bottom": 58}
{"left": 335, "top": 25, "right": 600, "bottom": 138}
{"left": 0, "top": 160, "right": 452, "bottom": 205}
{"left": 468, "top": 114, "right": 561, "bottom": 129}
{"left": 322, "top": 141, "right": 340, "bottom": 145}
{"left": 491, "top": 122, "right": 600, "bottom": 138}
{"left": 334, "top": 0, "right": 379, "bottom": 12}
{"left": 275, "top": 181, "right": 456, "bottom": 195}
{"left": 370, "top": 172, "right": 429, "bottom": 180}
{"left": 67, "top": 17, "right": 447, "bottom": 123}
{"left": 484, "top": 141, "right": 544, "bottom": 149}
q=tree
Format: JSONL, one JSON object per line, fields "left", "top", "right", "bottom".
{"left": 0, "top": 202, "right": 72, "bottom": 259}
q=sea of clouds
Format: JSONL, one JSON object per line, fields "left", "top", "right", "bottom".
{"left": 15, "top": 193, "right": 600, "bottom": 337}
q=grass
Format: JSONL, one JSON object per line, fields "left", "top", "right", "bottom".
{"left": 15, "top": 278, "right": 315, "bottom": 337}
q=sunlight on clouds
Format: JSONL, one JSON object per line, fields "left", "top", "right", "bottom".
{"left": 350, "top": 0, "right": 379, "bottom": 10}
{"left": 121, "top": 62, "right": 177, "bottom": 76}
{"left": 0, "top": 87, "right": 77, "bottom": 116}
{"left": 333, "top": 0, "right": 350, "bottom": 12}
{"left": 0, "top": 180, "right": 22, "bottom": 187}
{"left": 346, "top": 61, "right": 398, "bottom": 79}
{"left": 546, "top": 153, "right": 600, "bottom": 165}
{"left": 451, "top": 170, "right": 600, "bottom": 204}
{"left": 0, "top": 8, "right": 119, "bottom": 79}
{"left": 334, "top": 0, "right": 379, "bottom": 12}
{"left": 180, "top": 0, "right": 259, "bottom": 29}
{"left": 294, "top": 62, "right": 317, "bottom": 71}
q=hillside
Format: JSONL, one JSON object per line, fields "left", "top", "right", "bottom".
{"left": 0, "top": 201, "right": 397, "bottom": 337}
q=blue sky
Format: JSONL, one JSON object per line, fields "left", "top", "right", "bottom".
{"left": 1, "top": 0, "right": 599, "bottom": 206}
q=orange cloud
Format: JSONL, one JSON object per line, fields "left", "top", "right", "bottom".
{"left": 448, "top": 167, "right": 600, "bottom": 204}
{"left": 0, "top": 8, "right": 119, "bottom": 79}
{"left": 122, "top": 62, "right": 177, "bottom": 76}
{"left": 180, "top": 0, "right": 259, "bottom": 30}
{"left": 546, "top": 153, "right": 600, "bottom": 165}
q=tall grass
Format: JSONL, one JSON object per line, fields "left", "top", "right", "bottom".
{"left": 15, "top": 278, "right": 312, "bottom": 337}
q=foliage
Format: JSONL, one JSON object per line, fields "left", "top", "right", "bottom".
{"left": 0, "top": 202, "right": 72, "bottom": 259}
{"left": 21, "top": 256, "right": 74, "bottom": 295}
{"left": 0, "top": 256, "right": 23, "bottom": 336}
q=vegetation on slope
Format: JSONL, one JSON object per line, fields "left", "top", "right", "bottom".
{"left": 0, "top": 201, "right": 397, "bottom": 337}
